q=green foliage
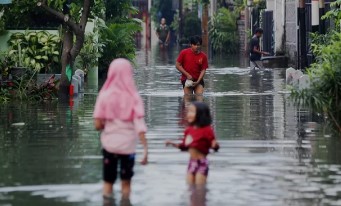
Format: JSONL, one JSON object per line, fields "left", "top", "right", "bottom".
{"left": 291, "top": 0, "right": 341, "bottom": 133}
{"left": 8, "top": 31, "right": 60, "bottom": 72}
{"left": 91, "top": 0, "right": 142, "bottom": 75}
{"left": 77, "top": 18, "right": 105, "bottom": 74}
{"left": 0, "top": 87, "right": 10, "bottom": 103}
{"left": 0, "top": 1, "right": 59, "bottom": 29}
{"left": 233, "top": 0, "right": 245, "bottom": 14}
{"left": 253, "top": 0, "right": 266, "bottom": 9}
{"left": 209, "top": 8, "right": 239, "bottom": 54}
{"left": 0, "top": 9, "right": 7, "bottom": 35}
{"left": 183, "top": 12, "right": 201, "bottom": 38}
{"left": 46, "top": 0, "right": 64, "bottom": 11}
{"left": 0, "top": 52, "right": 13, "bottom": 78}
{"left": 199, "top": 0, "right": 210, "bottom": 5}
{"left": 0, "top": 70, "right": 59, "bottom": 102}
{"left": 99, "top": 19, "right": 142, "bottom": 72}
{"left": 170, "top": 9, "right": 179, "bottom": 34}
{"left": 322, "top": 0, "right": 341, "bottom": 32}
{"left": 105, "top": 0, "right": 136, "bottom": 22}
{"left": 291, "top": 32, "right": 341, "bottom": 133}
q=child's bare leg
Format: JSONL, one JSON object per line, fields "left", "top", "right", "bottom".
{"left": 194, "top": 85, "right": 204, "bottom": 95}
{"left": 187, "top": 173, "right": 195, "bottom": 185}
{"left": 184, "top": 87, "right": 193, "bottom": 95}
{"left": 103, "top": 181, "right": 113, "bottom": 197}
{"left": 121, "top": 180, "right": 131, "bottom": 199}
{"left": 195, "top": 174, "right": 207, "bottom": 185}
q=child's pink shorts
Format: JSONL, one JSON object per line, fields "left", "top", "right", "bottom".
{"left": 187, "top": 158, "right": 209, "bottom": 176}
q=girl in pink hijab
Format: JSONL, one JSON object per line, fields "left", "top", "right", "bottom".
{"left": 93, "top": 58, "right": 148, "bottom": 199}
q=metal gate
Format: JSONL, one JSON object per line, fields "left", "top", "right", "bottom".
{"left": 262, "top": 11, "right": 274, "bottom": 55}
{"left": 305, "top": 0, "right": 335, "bottom": 67}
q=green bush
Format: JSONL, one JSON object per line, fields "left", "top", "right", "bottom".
{"left": 77, "top": 18, "right": 105, "bottom": 75}
{"left": 291, "top": 32, "right": 341, "bottom": 133}
{"left": 99, "top": 19, "right": 142, "bottom": 75}
{"left": 209, "top": 8, "right": 239, "bottom": 54}
{"left": 0, "top": 1, "right": 60, "bottom": 29}
{"left": 183, "top": 12, "right": 201, "bottom": 39}
{"left": 8, "top": 31, "right": 60, "bottom": 72}
{"left": 291, "top": 0, "right": 341, "bottom": 134}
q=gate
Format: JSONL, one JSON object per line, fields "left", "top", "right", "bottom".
{"left": 304, "top": 0, "right": 335, "bottom": 67}
{"left": 262, "top": 11, "right": 274, "bottom": 55}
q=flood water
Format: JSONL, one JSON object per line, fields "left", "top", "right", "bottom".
{"left": 1, "top": 46, "right": 341, "bottom": 206}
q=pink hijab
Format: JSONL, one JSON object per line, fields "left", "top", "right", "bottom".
{"left": 93, "top": 58, "right": 145, "bottom": 121}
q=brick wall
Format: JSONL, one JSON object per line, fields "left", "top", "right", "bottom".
{"left": 285, "top": 0, "right": 298, "bottom": 67}
{"left": 237, "top": 20, "right": 246, "bottom": 52}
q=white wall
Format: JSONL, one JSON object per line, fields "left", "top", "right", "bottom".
{"left": 266, "top": 0, "right": 285, "bottom": 54}
{"left": 266, "top": 0, "right": 275, "bottom": 11}
{"left": 274, "top": 0, "right": 285, "bottom": 53}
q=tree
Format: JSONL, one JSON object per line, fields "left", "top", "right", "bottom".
{"left": 36, "top": 0, "right": 93, "bottom": 98}
{"left": 98, "top": 0, "right": 141, "bottom": 75}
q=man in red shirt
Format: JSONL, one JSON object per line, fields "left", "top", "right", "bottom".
{"left": 176, "top": 36, "right": 208, "bottom": 95}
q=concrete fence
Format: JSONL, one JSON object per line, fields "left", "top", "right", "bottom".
{"left": 286, "top": 67, "right": 310, "bottom": 90}
{"left": 37, "top": 70, "right": 85, "bottom": 96}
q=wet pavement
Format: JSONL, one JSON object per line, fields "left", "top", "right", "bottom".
{"left": 1, "top": 45, "right": 341, "bottom": 206}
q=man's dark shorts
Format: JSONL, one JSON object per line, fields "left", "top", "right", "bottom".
{"left": 181, "top": 79, "right": 205, "bottom": 89}
{"left": 102, "top": 149, "right": 135, "bottom": 183}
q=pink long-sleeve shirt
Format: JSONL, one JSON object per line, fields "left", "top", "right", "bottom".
{"left": 101, "top": 118, "right": 147, "bottom": 154}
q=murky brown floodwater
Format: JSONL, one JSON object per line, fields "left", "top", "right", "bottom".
{"left": 1, "top": 45, "right": 341, "bottom": 206}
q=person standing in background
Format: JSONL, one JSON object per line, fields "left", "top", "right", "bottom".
{"left": 156, "top": 18, "right": 170, "bottom": 48}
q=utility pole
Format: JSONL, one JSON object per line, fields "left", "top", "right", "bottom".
{"left": 179, "top": 0, "right": 183, "bottom": 42}
{"left": 244, "top": 0, "right": 251, "bottom": 57}
{"left": 201, "top": 3, "right": 209, "bottom": 53}
{"left": 298, "top": 0, "right": 307, "bottom": 70}
{"left": 146, "top": 0, "right": 151, "bottom": 49}
{"left": 319, "top": 0, "right": 325, "bottom": 34}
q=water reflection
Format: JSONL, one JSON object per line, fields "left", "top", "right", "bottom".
{"left": 103, "top": 197, "right": 133, "bottom": 206}
{"left": 189, "top": 185, "right": 207, "bottom": 206}
{"left": 0, "top": 46, "right": 340, "bottom": 206}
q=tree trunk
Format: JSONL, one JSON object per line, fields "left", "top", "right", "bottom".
{"left": 38, "top": 0, "right": 91, "bottom": 98}
{"left": 59, "top": 26, "right": 74, "bottom": 100}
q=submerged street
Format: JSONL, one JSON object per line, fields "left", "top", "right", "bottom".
{"left": 1, "top": 46, "right": 341, "bottom": 206}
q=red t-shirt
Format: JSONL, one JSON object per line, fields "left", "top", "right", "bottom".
{"left": 176, "top": 48, "right": 208, "bottom": 81}
{"left": 179, "top": 126, "right": 215, "bottom": 155}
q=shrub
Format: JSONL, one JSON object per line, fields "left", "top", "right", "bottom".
{"left": 183, "top": 12, "right": 201, "bottom": 39}
{"left": 209, "top": 8, "right": 239, "bottom": 54}
{"left": 291, "top": 32, "right": 341, "bottom": 133}
{"left": 99, "top": 19, "right": 142, "bottom": 75}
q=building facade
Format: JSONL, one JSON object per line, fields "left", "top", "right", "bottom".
{"left": 265, "top": 0, "right": 335, "bottom": 67}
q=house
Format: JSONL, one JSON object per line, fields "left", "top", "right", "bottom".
{"left": 265, "top": 0, "right": 335, "bottom": 68}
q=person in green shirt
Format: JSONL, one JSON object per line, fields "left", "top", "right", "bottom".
{"left": 156, "top": 18, "right": 170, "bottom": 47}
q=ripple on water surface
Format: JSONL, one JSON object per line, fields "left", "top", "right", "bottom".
{"left": 0, "top": 49, "right": 339, "bottom": 206}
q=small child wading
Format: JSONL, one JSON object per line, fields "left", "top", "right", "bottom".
{"left": 166, "top": 102, "right": 219, "bottom": 185}
{"left": 93, "top": 58, "right": 148, "bottom": 199}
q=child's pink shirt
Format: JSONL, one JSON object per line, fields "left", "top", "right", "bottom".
{"left": 100, "top": 118, "right": 147, "bottom": 154}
